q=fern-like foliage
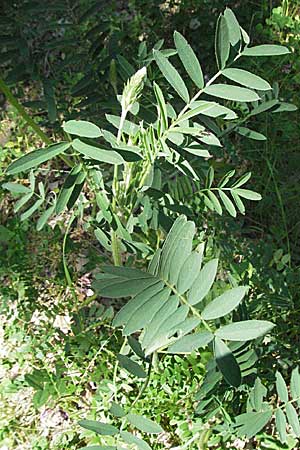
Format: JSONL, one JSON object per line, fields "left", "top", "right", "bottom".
{"left": 93, "top": 215, "right": 274, "bottom": 387}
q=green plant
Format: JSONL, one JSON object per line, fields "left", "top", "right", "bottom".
{"left": 3, "top": 7, "right": 297, "bottom": 448}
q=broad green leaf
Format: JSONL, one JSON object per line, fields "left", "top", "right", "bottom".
{"left": 148, "top": 249, "right": 161, "bottom": 276}
{"left": 141, "top": 296, "right": 179, "bottom": 350}
{"left": 231, "top": 191, "right": 245, "bottom": 215}
{"left": 177, "top": 102, "right": 215, "bottom": 122}
{"left": 7, "top": 142, "right": 71, "bottom": 175}
{"left": 106, "top": 114, "right": 139, "bottom": 135}
{"left": 126, "top": 414, "right": 163, "bottom": 434}
{"left": 153, "top": 50, "right": 190, "bottom": 102}
{"left": 240, "top": 26, "right": 250, "bottom": 45}
{"left": 56, "top": 164, "right": 84, "bottom": 214}
{"left": 167, "top": 221, "right": 195, "bottom": 285}
{"left": 252, "top": 378, "right": 267, "bottom": 411}
{"left": 177, "top": 251, "right": 202, "bottom": 294}
{"left": 219, "top": 170, "right": 235, "bottom": 187}
{"left": 276, "top": 372, "right": 289, "bottom": 403}
{"left": 95, "top": 228, "right": 111, "bottom": 252}
{"left": 183, "top": 147, "right": 211, "bottom": 158}
{"left": 174, "top": 31, "right": 204, "bottom": 88}
{"left": 235, "top": 189, "right": 262, "bottom": 201}
{"left": 236, "top": 126, "right": 266, "bottom": 141}
{"left": 63, "top": 120, "right": 101, "bottom": 138}
{"left": 250, "top": 99, "right": 279, "bottom": 116}
{"left": 204, "top": 84, "right": 260, "bottom": 102}
{"left": 224, "top": 8, "right": 241, "bottom": 47}
{"left": 199, "top": 131, "right": 222, "bottom": 147}
{"left": 175, "top": 317, "right": 201, "bottom": 337}
{"left": 20, "top": 198, "right": 44, "bottom": 221}
{"left": 2, "top": 182, "right": 31, "bottom": 194}
{"left": 110, "top": 402, "right": 126, "bottom": 418}
{"left": 128, "top": 336, "right": 146, "bottom": 359}
{"left": 290, "top": 367, "right": 300, "bottom": 400}
{"left": 222, "top": 68, "right": 271, "bottom": 91}
{"left": 145, "top": 306, "right": 190, "bottom": 355}
{"left": 14, "top": 192, "right": 34, "bottom": 213}
{"left": 36, "top": 203, "right": 56, "bottom": 231}
{"left": 215, "top": 14, "right": 230, "bottom": 69}
{"left": 117, "top": 354, "right": 147, "bottom": 378}
{"left": 275, "top": 408, "right": 287, "bottom": 444}
{"left": 196, "top": 102, "right": 237, "bottom": 119}
{"left": 202, "top": 286, "right": 247, "bottom": 320}
{"left": 188, "top": 259, "right": 218, "bottom": 305}
{"left": 207, "top": 191, "right": 223, "bottom": 215}
{"left": 232, "top": 172, "right": 252, "bottom": 188}
{"left": 235, "top": 410, "right": 272, "bottom": 438}
{"left": 207, "top": 167, "right": 214, "bottom": 188}
{"left": 273, "top": 102, "right": 298, "bottom": 113}
{"left": 124, "top": 288, "right": 171, "bottom": 335}
{"left": 286, "top": 403, "right": 300, "bottom": 437}
{"left": 215, "top": 320, "right": 275, "bottom": 341}
{"left": 120, "top": 431, "right": 151, "bottom": 450}
{"left": 78, "top": 420, "right": 119, "bottom": 436}
{"left": 219, "top": 190, "right": 236, "bottom": 217}
{"left": 112, "top": 282, "right": 164, "bottom": 327}
{"left": 214, "top": 337, "right": 241, "bottom": 387}
{"left": 243, "top": 45, "right": 290, "bottom": 57}
{"left": 167, "top": 331, "right": 214, "bottom": 354}
{"left": 72, "top": 139, "right": 124, "bottom": 165}
{"left": 153, "top": 82, "right": 168, "bottom": 133}
{"left": 97, "top": 277, "right": 159, "bottom": 299}
{"left": 159, "top": 216, "right": 192, "bottom": 279}
{"left": 102, "top": 266, "right": 152, "bottom": 279}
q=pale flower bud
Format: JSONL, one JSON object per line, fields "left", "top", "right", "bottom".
{"left": 121, "top": 66, "right": 147, "bottom": 112}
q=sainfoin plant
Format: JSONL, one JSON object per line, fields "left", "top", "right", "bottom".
{"left": 4, "top": 7, "right": 298, "bottom": 448}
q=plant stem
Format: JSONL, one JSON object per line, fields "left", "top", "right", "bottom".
{"left": 110, "top": 108, "right": 128, "bottom": 267}
{"left": 112, "top": 337, "right": 127, "bottom": 400}
{"left": 0, "top": 77, "right": 72, "bottom": 167}
{"left": 164, "top": 278, "right": 213, "bottom": 332}
{"left": 62, "top": 211, "right": 80, "bottom": 308}
{"left": 128, "top": 355, "right": 153, "bottom": 411}
{"left": 0, "top": 77, "right": 52, "bottom": 145}
{"left": 111, "top": 229, "right": 122, "bottom": 266}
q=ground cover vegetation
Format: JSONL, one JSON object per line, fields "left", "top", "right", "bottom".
{"left": 1, "top": 1, "right": 300, "bottom": 449}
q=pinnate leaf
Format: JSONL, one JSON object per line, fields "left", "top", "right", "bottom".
{"left": 222, "top": 68, "right": 271, "bottom": 91}
{"left": 7, "top": 142, "right": 71, "bottom": 174}
{"left": 215, "top": 320, "right": 275, "bottom": 341}
{"left": 174, "top": 31, "right": 204, "bottom": 88}
{"left": 276, "top": 372, "right": 289, "bottom": 403}
{"left": 214, "top": 337, "right": 241, "bottom": 387}
{"left": 78, "top": 420, "right": 118, "bottom": 436}
{"left": 63, "top": 120, "right": 101, "bottom": 138}
{"left": 117, "top": 354, "right": 147, "bottom": 378}
{"left": 243, "top": 44, "right": 290, "bottom": 56}
{"left": 72, "top": 139, "right": 124, "bottom": 165}
{"left": 153, "top": 50, "right": 189, "bottom": 103}
{"left": 202, "top": 286, "right": 247, "bottom": 320}
{"left": 204, "top": 84, "right": 260, "bottom": 102}
{"left": 126, "top": 414, "right": 163, "bottom": 434}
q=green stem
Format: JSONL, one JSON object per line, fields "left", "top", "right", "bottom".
{"left": 111, "top": 229, "right": 122, "bottom": 266}
{"left": 120, "top": 355, "right": 154, "bottom": 432}
{"left": 0, "top": 77, "right": 51, "bottom": 145}
{"left": 110, "top": 109, "right": 129, "bottom": 267}
{"left": 128, "top": 355, "right": 153, "bottom": 411}
{"left": 164, "top": 278, "right": 213, "bottom": 333}
{"left": 0, "top": 77, "right": 72, "bottom": 167}
{"left": 62, "top": 211, "right": 79, "bottom": 307}
{"left": 112, "top": 337, "right": 127, "bottom": 400}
